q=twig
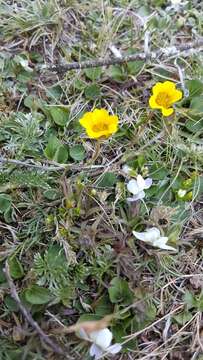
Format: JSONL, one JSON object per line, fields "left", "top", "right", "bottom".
{"left": 3, "top": 261, "right": 66, "bottom": 356}
{"left": 41, "top": 39, "right": 203, "bottom": 73}
{"left": 0, "top": 156, "right": 65, "bottom": 171}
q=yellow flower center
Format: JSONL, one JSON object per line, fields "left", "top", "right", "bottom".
{"left": 155, "top": 92, "right": 172, "bottom": 108}
{"left": 92, "top": 122, "right": 109, "bottom": 133}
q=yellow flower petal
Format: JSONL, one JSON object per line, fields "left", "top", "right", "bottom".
{"left": 152, "top": 82, "right": 164, "bottom": 96}
{"left": 149, "top": 81, "right": 183, "bottom": 117}
{"left": 162, "top": 81, "right": 176, "bottom": 91}
{"left": 149, "top": 95, "right": 162, "bottom": 109}
{"left": 79, "top": 112, "right": 93, "bottom": 128}
{"left": 79, "top": 109, "right": 118, "bottom": 139}
{"left": 161, "top": 107, "right": 174, "bottom": 116}
{"left": 170, "top": 89, "right": 182, "bottom": 103}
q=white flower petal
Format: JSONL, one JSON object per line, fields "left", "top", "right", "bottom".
{"left": 153, "top": 237, "right": 176, "bottom": 251}
{"left": 127, "top": 196, "right": 137, "bottom": 202}
{"left": 89, "top": 328, "right": 113, "bottom": 350}
{"left": 90, "top": 344, "right": 103, "bottom": 359}
{"left": 136, "top": 190, "right": 145, "bottom": 200}
{"left": 133, "top": 227, "right": 160, "bottom": 243}
{"left": 107, "top": 343, "right": 122, "bottom": 354}
{"left": 127, "top": 179, "right": 139, "bottom": 195}
{"left": 137, "top": 175, "right": 146, "bottom": 190}
{"left": 133, "top": 227, "right": 176, "bottom": 251}
{"left": 127, "top": 190, "right": 145, "bottom": 202}
{"left": 153, "top": 236, "right": 168, "bottom": 246}
{"left": 145, "top": 227, "right": 161, "bottom": 241}
{"left": 171, "top": 0, "right": 181, "bottom": 4}
{"left": 178, "top": 189, "right": 187, "bottom": 198}
{"left": 144, "top": 178, "right": 153, "bottom": 189}
{"left": 133, "top": 231, "right": 149, "bottom": 242}
{"left": 122, "top": 165, "right": 132, "bottom": 175}
{"left": 78, "top": 328, "right": 90, "bottom": 341}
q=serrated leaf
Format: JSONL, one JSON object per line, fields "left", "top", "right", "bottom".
{"left": 173, "top": 311, "right": 193, "bottom": 325}
{"left": 46, "top": 245, "right": 66, "bottom": 268}
{"left": 8, "top": 257, "right": 24, "bottom": 279}
{"left": 25, "top": 285, "right": 52, "bottom": 304}
{"left": 49, "top": 106, "right": 70, "bottom": 126}
{"left": 183, "top": 290, "right": 196, "bottom": 309}
{"left": 69, "top": 145, "right": 86, "bottom": 161}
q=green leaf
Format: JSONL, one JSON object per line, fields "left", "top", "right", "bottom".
{"left": 44, "top": 135, "right": 60, "bottom": 159}
{"left": 8, "top": 257, "right": 24, "bottom": 279}
{"left": 0, "top": 194, "right": 12, "bottom": 213}
{"left": 44, "top": 135, "right": 68, "bottom": 163}
{"left": 25, "top": 285, "right": 52, "bottom": 304}
{"left": 183, "top": 290, "right": 196, "bottom": 309}
{"left": 78, "top": 314, "right": 102, "bottom": 323}
{"left": 150, "top": 166, "right": 169, "bottom": 180}
{"left": 108, "top": 277, "right": 134, "bottom": 304}
{"left": 84, "top": 67, "right": 102, "bottom": 81}
{"left": 74, "top": 79, "right": 86, "bottom": 90}
{"left": 0, "top": 263, "right": 6, "bottom": 283}
{"left": 96, "top": 172, "right": 117, "bottom": 188}
{"left": 127, "top": 60, "right": 144, "bottom": 75}
{"left": 185, "top": 118, "right": 203, "bottom": 133}
{"left": 46, "top": 245, "right": 66, "bottom": 268}
{"left": 57, "top": 285, "right": 75, "bottom": 307}
{"left": 24, "top": 95, "right": 39, "bottom": 111}
{"left": 4, "top": 295, "right": 19, "bottom": 312}
{"left": 190, "top": 96, "right": 203, "bottom": 115}
{"left": 69, "top": 145, "right": 86, "bottom": 161}
{"left": 53, "top": 145, "right": 69, "bottom": 163}
{"left": 95, "top": 295, "right": 113, "bottom": 316}
{"left": 44, "top": 189, "right": 61, "bottom": 200}
{"left": 49, "top": 106, "right": 70, "bottom": 126}
{"left": 197, "top": 293, "right": 203, "bottom": 311}
{"left": 186, "top": 79, "right": 203, "bottom": 97}
{"left": 84, "top": 84, "right": 101, "bottom": 99}
{"left": 109, "top": 65, "right": 126, "bottom": 82}
{"left": 46, "top": 85, "right": 62, "bottom": 100}
{"left": 173, "top": 310, "right": 193, "bottom": 325}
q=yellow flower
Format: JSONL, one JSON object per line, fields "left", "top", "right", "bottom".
{"left": 149, "top": 81, "right": 182, "bottom": 116}
{"left": 79, "top": 108, "right": 118, "bottom": 139}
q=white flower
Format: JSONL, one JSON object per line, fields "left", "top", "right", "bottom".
{"left": 133, "top": 227, "right": 176, "bottom": 251}
{"left": 79, "top": 328, "right": 122, "bottom": 359}
{"left": 171, "top": 0, "right": 182, "bottom": 4}
{"left": 127, "top": 174, "right": 152, "bottom": 201}
{"left": 177, "top": 189, "right": 187, "bottom": 198}
{"left": 122, "top": 164, "right": 132, "bottom": 175}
